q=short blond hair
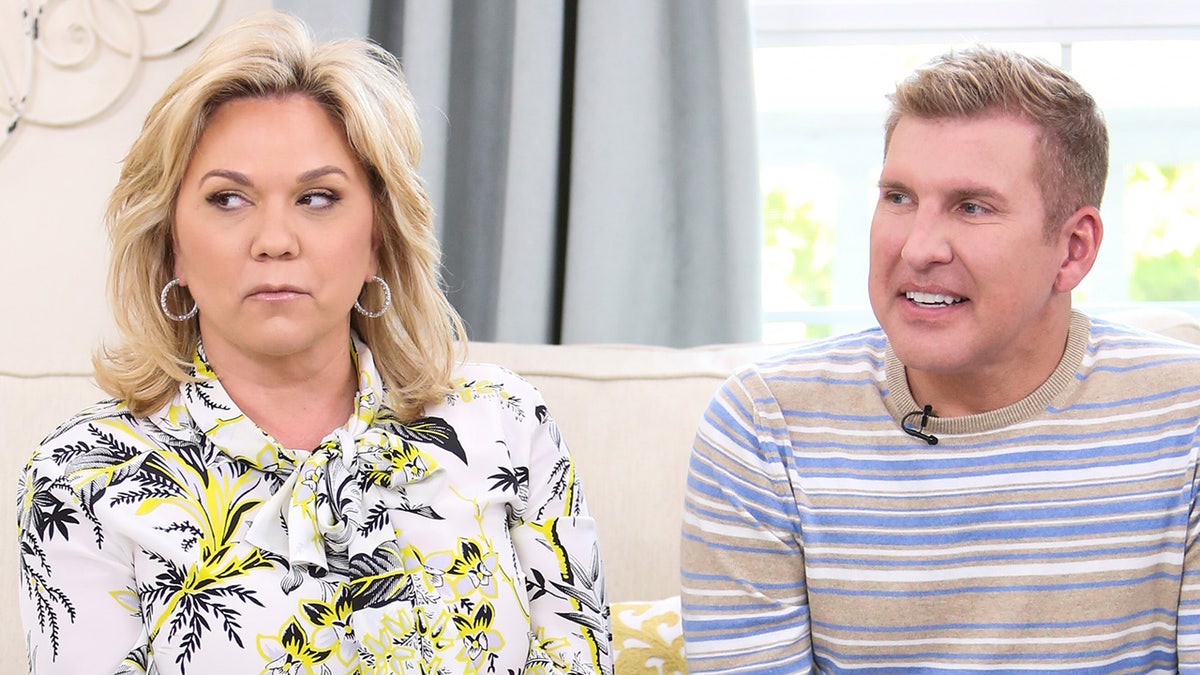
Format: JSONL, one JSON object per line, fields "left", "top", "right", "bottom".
{"left": 95, "top": 11, "right": 464, "bottom": 420}
{"left": 884, "top": 46, "right": 1108, "bottom": 238}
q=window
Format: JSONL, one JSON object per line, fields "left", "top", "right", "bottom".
{"left": 752, "top": 0, "right": 1200, "bottom": 342}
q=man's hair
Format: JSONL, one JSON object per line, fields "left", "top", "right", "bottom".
{"left": 95, "top": 10, "right": 464, "bottom": 420}
{"left": 884, "top": 46, "right": 1109, "bottom": 239}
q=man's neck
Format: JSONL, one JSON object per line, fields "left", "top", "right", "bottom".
{"left": 905, "top": 318, "right": 1073, "bottom": 418}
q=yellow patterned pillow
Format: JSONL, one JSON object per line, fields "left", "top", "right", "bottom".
{"left": 611, "top": 595, "right": 687, "bottom": 674}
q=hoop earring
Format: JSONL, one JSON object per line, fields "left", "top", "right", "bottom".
{"left": 160, "top": 278, "right": 198, "bottom": 321}
{"left": 354, "top": 275, "right": 392, "bottom": 318}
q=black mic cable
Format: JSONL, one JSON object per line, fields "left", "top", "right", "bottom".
{"left": 901, "top": 404, "right": 938, "bottom": 445}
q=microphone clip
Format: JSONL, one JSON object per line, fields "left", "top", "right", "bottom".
{"left": 901, "top": 404, "right": 939, "bottom": 445}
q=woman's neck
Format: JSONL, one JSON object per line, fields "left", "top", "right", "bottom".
{"left": 202, "top": 338, "right": 359, "bottom": 451}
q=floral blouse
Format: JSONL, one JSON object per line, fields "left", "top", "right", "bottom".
{"left": 18, "top": 338, "right": 612, "bottom": 674}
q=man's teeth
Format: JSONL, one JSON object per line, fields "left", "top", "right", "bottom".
{"left": 906, "top": 291, "right": 964, "bottom": 306}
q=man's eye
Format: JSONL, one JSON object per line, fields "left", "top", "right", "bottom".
{"left": 961, "top": 202, "right": 988, "bottom": 215}
{"left": 206, "top": 192, "right": 249, "bottom": 209}
{"left": 886, "top": 192, "right": 911, "bottom": 205}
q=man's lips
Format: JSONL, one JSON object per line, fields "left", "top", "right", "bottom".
{"left": 905, "top": 290, "right": 966, "bottom": 307}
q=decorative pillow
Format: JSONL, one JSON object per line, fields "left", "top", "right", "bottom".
{"left": 611, "top": 595, "right": 687, "bottom": 674}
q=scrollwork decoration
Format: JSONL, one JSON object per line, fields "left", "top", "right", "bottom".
{"left": 0, "top": 0, "right": 224, "bottom": 155}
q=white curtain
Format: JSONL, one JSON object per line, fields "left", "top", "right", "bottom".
{"left": 372, "top": 0, "right": 762, "bottom": 346}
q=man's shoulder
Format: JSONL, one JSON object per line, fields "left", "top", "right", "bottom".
{"left": 1082, "top": 314, "right": 1200, "bottom": 405}
{"left": 1088, "top": 313, "right": 1200, "bottom": 360}
{"left": 723, "top": 327, "right": 890, "bottom": 404}
{"left": 742, "top": 327, "right": 889, "bottom": 375}
{"left": 1091, "top": 307, "right": 1200, "bottom": 347}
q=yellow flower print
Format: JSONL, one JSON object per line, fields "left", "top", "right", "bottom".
{"left": 257, "top": 617, "right": 333, "bottom": 675}
{"left": 451, "top": 602, "right": 504, "bottom": 672}
{"left": 447, "top": 539, "right": 493, "bottom": 590}
{"left": 396, "top": 606, "right": 453, "bottom": 664}
{"left": 383, "top": 441, "right": 438, "bottom": 485}
{"left": 359, "top": 612, "right": 452, "bottom": 673}
{"left": 447, "top": 378, "right": 524, "bottom": 419}
{"left": 301, "top": 588, "right": 357, "bottom": 664}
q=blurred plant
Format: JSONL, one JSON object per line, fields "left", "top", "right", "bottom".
{"left": 1125, "top": 162, "right": 1200, "bottom": 302}
{"left": 762, "top": 188, "right": 836, "bottom": 338}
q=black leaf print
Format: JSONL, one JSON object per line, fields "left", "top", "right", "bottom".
{"left": 188, "top": 379, "right": 231, "bottom": 412}
{"left": 487, "top": 466, "right": 529, "bottom": 495}
{"left": 397, "top": 503, "right": 445, "bottom": 520}
{"left": 394, "top": 416, "right": 468, "bottom": 465}
{"left": 40, "top": 501, "right": 79, "bottom": 541}
{"left": 555, "top": 610, "right": 608, "bottom": 634}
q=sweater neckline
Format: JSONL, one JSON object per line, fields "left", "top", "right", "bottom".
{"left": 883, "top": 310, "right": 1091, "bottom": 437}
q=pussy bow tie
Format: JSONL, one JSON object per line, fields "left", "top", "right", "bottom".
{"left": 246, "top": 418, "right": 444, "bottom": 575}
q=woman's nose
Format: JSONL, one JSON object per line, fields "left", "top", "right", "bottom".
{"left": 250, "top": 206, "right": 300, "bottom": 259}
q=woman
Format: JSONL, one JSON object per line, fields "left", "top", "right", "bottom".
{"left": 17, "top": 12, "right": 611, "bottom": 675}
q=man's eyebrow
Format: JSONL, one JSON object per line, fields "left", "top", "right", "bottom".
{"left": 947, "top": 186, "right": 1006, "bottom": 205}
{"left": 877, "top": 179, "right": 910, "bottom": 192}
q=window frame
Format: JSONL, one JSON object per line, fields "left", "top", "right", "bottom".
{"left": 752, "top": 0, "right": 1200, "bottom": 338}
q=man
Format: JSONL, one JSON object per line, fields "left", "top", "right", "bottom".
{"left": 681, "top": 46, "right": 1200, "bottom": 673}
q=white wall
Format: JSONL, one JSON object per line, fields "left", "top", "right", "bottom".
{"left": 276, "top": 0, "right": 369, "bottom": 39}
{"left": 0, "top": 0, "right": 271, "bottom": 378}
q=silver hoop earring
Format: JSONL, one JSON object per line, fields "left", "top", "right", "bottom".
{"left": 160, "top": 278, "right": 198, "bottom": 321}
{"left": 354, "top": 275, "right": 392, "bottom": 318}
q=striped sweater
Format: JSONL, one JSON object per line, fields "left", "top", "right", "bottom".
{"left": 681, "top": 311, "right": 1200, "bottom": 674}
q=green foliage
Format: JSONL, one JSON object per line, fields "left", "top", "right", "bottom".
{"left": 1131, "top": 249, "right": 1200, "bottom": 301}
{"left": 762, "top": 189, "right": 836, "bottom": 338}
{"left": 1125, "top": 162, "right": 1200, "bottom": 302}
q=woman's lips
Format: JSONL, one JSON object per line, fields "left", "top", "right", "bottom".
{"left": 247, "top": 286, "right": 306, "bottom": 301}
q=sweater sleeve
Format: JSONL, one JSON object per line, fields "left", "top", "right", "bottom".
{"left": 1176, "top": 430, "right": 1200, "bottom": 671}
{"left": 681, "top": 369, "right": 813, "bottom": 674}
{"left": 17, "top": 441, "right": 149, "bottom": 674}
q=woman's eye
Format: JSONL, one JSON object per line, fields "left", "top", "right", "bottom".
{"left": 299, "top": 191, "right": 339, "bottom": 209}
{"left": 206, "top": 192, "right": 249, "bottom": 209}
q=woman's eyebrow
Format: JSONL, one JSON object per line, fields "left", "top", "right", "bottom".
{"left": 297, "top": 165, "right": 348, "bottom": 183}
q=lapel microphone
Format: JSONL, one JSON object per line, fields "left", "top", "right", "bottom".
{"left": 902, "top": 404, "right": 939, "bottom": 445}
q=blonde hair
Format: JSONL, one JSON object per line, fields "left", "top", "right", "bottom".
{"left": 95, "top": 11, "right": 464, "bottom": 420}
{"left": 884, "top": 45, "right": 1108, "bottom": 238}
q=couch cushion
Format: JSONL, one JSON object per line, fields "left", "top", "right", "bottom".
{"left": 611, "top": 595, "right": 687, "bottom": 674}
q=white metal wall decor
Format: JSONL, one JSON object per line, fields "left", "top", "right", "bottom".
{"left": 0, "top": 0, "right": 224, "bottom": 154}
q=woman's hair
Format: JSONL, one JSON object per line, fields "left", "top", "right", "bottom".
{"left": 94, "top": 10, "right": 465, "bottom": 420}
{"left": 883, "top": 45, "right": 1109, "bottom": 239}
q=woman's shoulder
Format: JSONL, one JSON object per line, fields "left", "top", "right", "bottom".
{"left": 431, "top": 361, "right": 547, "bottom": 417}
{"left": 451, "top": 361, "right": 538, "bottom": 391}
{"left": 32, "top": 398, "right": 163, "bottom": 470}
{"left": 40, "top": 398, "right": 131, "bottom": 444}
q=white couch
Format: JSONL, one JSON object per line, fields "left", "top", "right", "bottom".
{"left": 4, "top": 308, "right": 1199, "bottom": 673}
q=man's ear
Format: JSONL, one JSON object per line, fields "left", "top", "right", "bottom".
{"left": 1053, "top": 205, "right": 1103, "bottom": 293}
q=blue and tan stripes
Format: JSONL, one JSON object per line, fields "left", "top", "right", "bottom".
{"left": 682, "top": 312, "right": 1200, "bottom": 674}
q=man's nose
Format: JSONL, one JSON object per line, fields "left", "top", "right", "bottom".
{"left": 900, "top": 207, "right": 953, "bottom": 268}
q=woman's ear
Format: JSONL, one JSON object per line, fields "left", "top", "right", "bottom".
{"left": 1053, "top": 205, "right": 1103, "bottom": 294}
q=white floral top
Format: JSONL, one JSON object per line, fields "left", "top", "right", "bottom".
{"left": 18, "top": 338, "right": 612, "bottom": 674}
